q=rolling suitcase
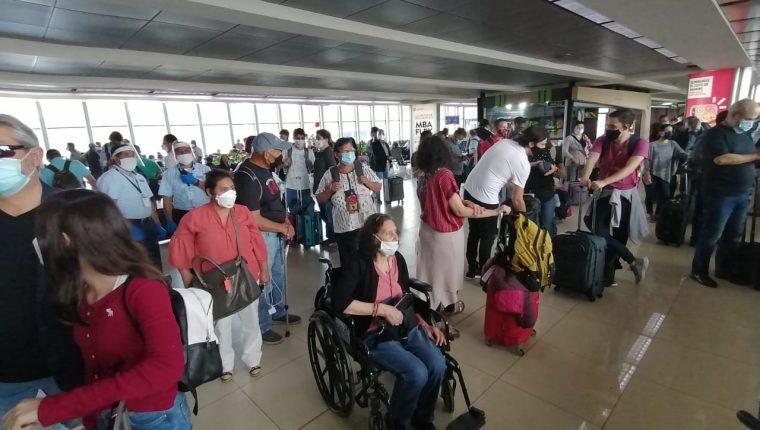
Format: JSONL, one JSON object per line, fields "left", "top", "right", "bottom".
{"left": 552, "top": 190, "right": 606, "bottom": 301}
{"left": 731, "top": 177, "right": 760, "bottom": 290}
{"left": 656, "top": 171, "right": 690, "bottom": 246}
{"left": 295, "top": 211, "right": 322, "bottom": 248}
{"left": 383, "top": 176, "right": 404, "bottom": 205}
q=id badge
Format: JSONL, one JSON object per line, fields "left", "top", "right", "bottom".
{"left": 142, "top": 197, "right": 152, "bottom": 208}
{"left": 344, "top": 189, "right": 359, "bottom": 213}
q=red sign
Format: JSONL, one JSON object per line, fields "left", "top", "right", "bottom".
{"left": 685, "top": 68, "right": 735, "bottom": 126}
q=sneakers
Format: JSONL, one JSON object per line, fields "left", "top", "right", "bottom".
{"left": 690, "top": 273, "right": 718, "bottom": 288}
{"left": 220, "top": 372, "right": 233, "bottom": 383}
{"left": 465, "top": 268, "right": 480, "bottom": 279}
{"left": 272, "top": 313, "right": 302, "bottom": 325}
{"left": 262, "top": 330, "right": 284, "bottom": 345}
{"left": 249, "top": 366, "right": 262, "bottom": 377}
{"left": 630, "top": 257, "right": 649, "bottom": 285}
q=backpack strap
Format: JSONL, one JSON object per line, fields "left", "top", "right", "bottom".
{"left": 46, "top": 165, "right": 60, "bottom": 173}
{"left": 329, "top": 165, "right": 340, "bottom": 183}
{"left": 600, "top": 134, "right": 641, "bottom": 159}
{"left": 63, "top": 160, "right": 72, "bottom": 172}
{"left": 355, "top": 161, "right": 364, "bottom": 177}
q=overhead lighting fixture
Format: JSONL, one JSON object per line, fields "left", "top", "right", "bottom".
{"left": 603, "top": 22, "right": 641, "bottom": 39}
{"left": 555, "top": 0, "right": 611, "bottom": 24}
{"left": 518, "top": 102, "right": 527, "bottom": 110}
{"left": 671, "top": 56, "right": 689, "bottom": 64}
{"left": 633, "top": 37, "right": 661, "bottom": 49}
{"left": 506, "top": 103, "right": 513, "bottom": 109}
{"left": 655, "top": 48, "right": 678, "bottom": 58}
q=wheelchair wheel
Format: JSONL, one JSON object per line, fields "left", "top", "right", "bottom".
{"left": 441, "top": 378, "right": 456, "bottom": 413}
{"left": 308, "top": 311, "right": 354, "bottom": 416}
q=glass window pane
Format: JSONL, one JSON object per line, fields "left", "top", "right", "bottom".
{"left": 255, "top": 104, "right": 278, "bottom": 123}
{"left": 388, "top": 105, "right": 400, "bottom": 121}
{"left": 357, "top": 105, "right": 371, "bottom": 122}
{"left": 231, "top": 125, "right": 256, "bottom": 144}
{"left": 282, "top": 123, "right": 301, "bottom": 135}
{"left": 279, "top": 104, "right": 300, "bottom": 124}
{"left": 323, "top": 122, "right": 339, "bottom": 137}
{"left": 388, "top": 121, "right": 401, "bottom": 143}
{"left": 131, "top": 125, "right": 167, "bottom": 156}
{"left": 302, "top": 105, "right": 320, "bottom": 124}
{"left": 358, "top": 122, "right": 371, "bottom": 142}
{"left": 127, "top": 101, "right": 165, "bottom": 126}
{"left": 229, "top": 103, "right": 254, "bottom": 124}
{"left": 198, "top": 102, "right": 229, "bottom": 125}
{"left": 258, "top": 123, "right": 280, "bottom": 134}
{"left": 323, "top": 105, "right": 339, "bottom": 122}
{"left": 46, "top": 128, "right": 89, "bottom": 153}
{"left": 0, "top": 98, "right": 40, "bottom": 129}
{"left": 341, "top": 121, "right": 357, "bottom": 139}
{"left": 169, "top": 125, "right": 202, "bottom": 144}
{"left": 40, "top": 100, "right": 85, "bottom": 128}
{"left": 374, "top": 120, "right": 388, "bottom": 135}
{"left": 91, "top": 126, "right": 130, "bottom": 145}
{"left": 341, "top": 105, "right": 356, "bottom": 121}
{"left": 86, "top": 100, "right": 127, "bottom": 126}
{"left": 166, "top": 102, "right": 199, "bottom": 126}
{"left": 373, "top": 105, "right": 387, "bottom": 121}
{"left": 202, "top": 125, "right": 232, "bottom": 155}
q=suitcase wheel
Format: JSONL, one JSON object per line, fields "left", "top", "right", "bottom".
{"left": 587, "top": 294, "right": 596, "bottom": 302}
{"left": 515, "top": 347, "right": 526, "bottom": 356}
{"left": 484, "top": 337, "right": 493, "bottom": 347}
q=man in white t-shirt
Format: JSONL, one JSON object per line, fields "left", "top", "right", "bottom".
{"left": 462, "top": 135, "right": 531, "bottom": 278}
{"left": 283, "top": 128, "right": 316, "bottom": 216}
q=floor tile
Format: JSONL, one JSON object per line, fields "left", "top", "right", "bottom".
{"left": 604, "top": 377, "right": 741, "bottom": 430}
{"left": 449, "top": 308, "right": 521, "bottom": 377}
{"left": 192, "top": 390, "right": 279, "bottom": 430}
{"left": 501, "top": 342, "right": 625, "bottom": 427}
{"left": 432, "top": 361, "right": 497, "bottom": 428}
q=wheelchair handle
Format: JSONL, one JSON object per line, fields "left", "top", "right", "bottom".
{"left": 408, "top": 278, "right": 432, "bottom": 293}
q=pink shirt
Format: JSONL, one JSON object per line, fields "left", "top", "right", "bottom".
{"left": 420, "top": 169, "right": 463, "bottom": 233}
{"left": 368, "top": 256, "right": 403, "bottom": 332}
{"left": 590, "top": 136, "right": 650, "bottom": 190}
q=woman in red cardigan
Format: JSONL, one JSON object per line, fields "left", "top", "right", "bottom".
{"left": 3, "top": 190, "right": 188, "bottom": 430}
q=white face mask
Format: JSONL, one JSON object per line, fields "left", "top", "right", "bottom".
{"left": 215, "top": 189, "right": 237, "bottom": 208}
{"left": 119, "top": 157, "right": 138, "bottom": 172}
{"left": 574, "top": 128, "right": 584, "bottom": 136}
{"left": 176, "top": 153, "right": 194, "bottom": 166}
{"left": 375, "top": 235, "right": 399, "bottom": 256}
{"left": 294, "top": 139, "right": 306, "bottom": 149}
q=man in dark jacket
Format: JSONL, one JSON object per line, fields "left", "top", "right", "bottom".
{"left": 313, "top": 131, "right": 337, "bottom": 247}
{"left": 369, "top": 128, "right": 390, "bottom": 202}
{"left": 85, "top": 143, "right": 103, "bottom": 178}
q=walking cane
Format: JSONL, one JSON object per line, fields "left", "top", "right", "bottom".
{"left": 281, "top": 235, "right": 291, "bottom": 338}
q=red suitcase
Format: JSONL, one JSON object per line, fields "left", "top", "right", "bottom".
{"left": 483, "top": 266, "right": 539, "bottom": 356}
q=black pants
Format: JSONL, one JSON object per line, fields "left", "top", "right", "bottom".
{"left": 464, "top": 191, "right": 499, "bottom": 271}
{"left": 588, "top": 196, "right": 635, "bottom": 283}
{"left": 645, "top": 176, "right": 671, "bottom": 215}
{"left": 130, "top": 219, "right": 163, "bottom": 270}
{"left": 689, "top": 176, "right": 703, "bottom": 245}
{"left": 335, "top": 229, "right": 359, "bottom": 267}
{"left": 172, "top": 209, "right": 189, "bottom": 225}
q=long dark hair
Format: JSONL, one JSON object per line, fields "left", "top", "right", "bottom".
{"left": 316, "top": 129, "right": 332, "bottom": 144}
{"left": 415, "top": 135, "right": 452, "bottom": 174}
{"left": 357, "top": 213, "right": 394, "bottom": 258}
{"left": 515, "top": 126, "right": 549, "bottom": 148}
{"left": 36, "top": 189, "right": 163, "bottom": 324}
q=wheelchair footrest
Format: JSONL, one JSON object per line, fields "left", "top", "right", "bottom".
{"left": 446, "top": 407, "right": 486, "bottom": 430}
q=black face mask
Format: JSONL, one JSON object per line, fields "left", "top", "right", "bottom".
{"left": 604, "top": 129, "right": 622, "bottom": 141}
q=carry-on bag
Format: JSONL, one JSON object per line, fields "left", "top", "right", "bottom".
{"left": 656, "top": 169, "right": 690, "bottom": 246}
{"left": 731, "top": 176, "right": 760, "bottom": 290}
{"left": 481, "top": 263, "right": 538, "bottom": 356}
{"left": 295, "top": 210, "right": 323, "bottom": 248}
{"left": 383, "top": 176, "right": 404, "bottom": 204}
{"left": 552, "top": 189, "right": 606, "bottom": 301}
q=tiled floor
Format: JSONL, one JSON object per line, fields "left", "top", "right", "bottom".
{"left": 186, "top": 179, "right": 760, "bottom": 429}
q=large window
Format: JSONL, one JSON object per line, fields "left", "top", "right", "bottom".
{"left": 302, "top": 104, "right": 321, "bottom": 137}
{"left": 87, "top": 100, "right": 129, "bottom": 147}
{"left": 199, "top": 102, "right": 232, "bottom": 154}
{"left": 229, "top": 103, "right": 256, "bottom": 145}
{"left": 127, "top": 100, "right": 167, "bottom": 157}
{"left": 40, "top": 100, "right": 88, "bottom": 153}
{"left": 256, "top": 104, "right": 280, "bottom": 135}
{"left": 0, "top": 98, "right": 44, "bottom": 147}
{"left": 358, "top": 105, "right": 372, "bottom": 142}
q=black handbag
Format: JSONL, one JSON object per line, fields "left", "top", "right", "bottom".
{"left": 190, "top": 213, "right": 261, "bottom": 320}
{"left": 375, "top": 293, "right": 420, "bottom": 343}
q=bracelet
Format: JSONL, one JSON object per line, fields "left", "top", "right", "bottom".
{"left": 372, "top": 303, "right": 379, "bottom": 318}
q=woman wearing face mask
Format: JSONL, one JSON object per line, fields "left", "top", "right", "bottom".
{"left": 523, "top": 128, "right": 561, "bottom": 237}
{"left": 313, "top": 129, "right": 337, "bottom": 248}
{"left": 642, "top": 124, "right": 688, "bottom": 222}
{"left": 3, "top": 189, "right": 188, "bottom": 430}
{"left": 331, "top": 214, "right": 446, "bottom": 430}
{"left": 316, "top": 138, "right": 382, "bottom": 266}
{"left": 562, "top": 120, "right": 590, "bottom": 182}
{"left": 169, "top": 169, "right": 270, "bottom": 382}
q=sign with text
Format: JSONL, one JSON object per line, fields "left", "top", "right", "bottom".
{"left": 445, "top": 115, "right": 460, "bottom": 125}
{"left": 412, "top": 104, "right": 437, "bottom": 147}
{"left": 685, "top": 68, "right": 735, "bottom": 126}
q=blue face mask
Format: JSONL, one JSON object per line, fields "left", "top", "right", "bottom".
{"left": 736, "top": 120, "right": 755, "bottom": 134}
{"left": 0, "top": 155, "right": 31, "bottom": 197}
{"left": 340, "top": 152, "right": 356, "bottom": 165}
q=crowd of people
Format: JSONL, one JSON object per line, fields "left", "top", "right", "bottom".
{"left": 1, "top": 97, "right": 759, "bottom": 429}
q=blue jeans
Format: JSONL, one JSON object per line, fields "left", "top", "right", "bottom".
{"left": 285, "top": 188, "right": 315, "bottom": 216}
{"left": 691, "top": 192, "right": 749, "bottom": 275}
{"left": 365, "top": 326, "right": 446, "bottom": 424}
{"left": 96, "top": 392, "right": 191, "bottom": 430}
{"left": 319, "top": 202, "right": 334, "bottom": 241}
{"left": 539, "top": 194, "right": 559, "bottom": 237}
{"left": 259, "top": 232, "right": 286, "bottom": 333}
{"left": 375, "top": 171, "right": 387, "bottom": 201}
{"left": 0, "top": 377, "right": 61, "bottom": 430}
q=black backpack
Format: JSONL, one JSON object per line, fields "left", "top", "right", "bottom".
{"left": 46, "top": 161, "right": 81, "bottom": 189}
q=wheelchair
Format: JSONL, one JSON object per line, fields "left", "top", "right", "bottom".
{"left": 307, "top": 258, "right": 486, "bottom": 430}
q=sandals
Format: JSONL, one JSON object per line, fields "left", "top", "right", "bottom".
{"left": 249, "top": 366, "right": 262, "bottom": 377}
{"left": 220, "top": 372, "right": 233, "bottom": 383}
{"left": 443, "top": 300, "right": 466, "bottom": 316}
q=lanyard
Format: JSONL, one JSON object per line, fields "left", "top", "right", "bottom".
{"left": 116, "top": 169, "right": 143, "bottom": 195}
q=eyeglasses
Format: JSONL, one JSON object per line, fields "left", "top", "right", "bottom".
{"left": 0, "top": 145, "right": 25, "bottom": 158}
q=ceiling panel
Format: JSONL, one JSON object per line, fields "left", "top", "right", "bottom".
{"left": 0, "top": 20, "right": 46, "bottom": 38}
{"left": 0, "top": 53, "right": 37, "bottom": 73}
{"left": 48, "top": 8, "right": 146, "bottom": 37}
{"left": 279, "top": 0, "right": 386, "bottom": 17}
{"left": 722, "top": 2, "right": 760, "bottom": 21}
{"left": 278, "top": 35, "right": 345, "bottom": 48}
{"left": 739, "top": 30, "right": 760, "bottom": 42}
{"left": 45, "top": 27, "right": 131, "bottom": 48}
{"left": 230, "top": 25, "right": 297, "bottom": 41}
{"left": 1, "top": 0, "right": 52, "bottom": 26}
{"left": 347, "top": 0, "right": 439, "bottom": 28}
{"left": 397, "top": 12, "right": 480, "bottom": 37}
{"left": 55, "top": 0, "right": 159, "bottom": 20}
{"left": 296, "top": 48, "right": 365, "bottom": 66}
{"left": 240, "top": 43, "right": 324, "bottom": 64}
{"left": 403, "top": 0, "right": 474, "bottom": 12}
{"left": 186, "top": 33, "right": 281, "bottom": 60}
{"left": 147, "top": 65, "right": 205, "bottom": 80}
{"left": 97, "top": 61, "right": 154, "bottom": 78}
{"left": 34, "top": 57, "right": 100, "bottom": 75}
{"left": 122, "top": 22, "right": 221, "bottom": 54}
{"left": 154, "top": 12, "right": 237, "bottom": 32}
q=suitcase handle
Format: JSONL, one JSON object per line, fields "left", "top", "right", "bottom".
{"left": 576, "top": 187, "right": 599, "bottom": 233}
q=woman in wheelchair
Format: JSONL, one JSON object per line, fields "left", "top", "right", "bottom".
{"left": 331, "top": 213, "right": 447, "bottom": 430}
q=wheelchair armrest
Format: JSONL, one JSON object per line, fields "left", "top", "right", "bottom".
{"left": 408, "top": 278, "right": 432, "bottom": 293}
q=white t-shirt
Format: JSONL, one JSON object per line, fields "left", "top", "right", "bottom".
{"left": 463, "top": 139, "right": 530, "bottom": 205}
{"left": 284, "top": 147, "right": 315, "bottom": 191}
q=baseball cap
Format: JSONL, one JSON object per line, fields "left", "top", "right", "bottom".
{"left": 252, "top": 132, "right": 292, "bottom": 153}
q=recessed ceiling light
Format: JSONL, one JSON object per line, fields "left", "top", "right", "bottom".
{"left": 671, "top": 56, "right": 689, "bottom": 64}
{"left": 655, "top": 48, "right": 678, "bottom": 58}
{"left": 518, "top": 102, "right": 527, "bottom": 110}
{"left": 555, "top": 0, "right": 611, "bottom": 23}
{"left": 603, "top": 22, "right": 642, "bottom": 39}
{"left": 506, "top": 103, "right": 513, "bottom": 109}
{"left": 633, "top": 37, "right": 661, "bottom": 49}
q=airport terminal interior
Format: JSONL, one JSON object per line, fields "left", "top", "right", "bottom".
{"left": 1, "top": 0, "right": 760, "bottom": 429}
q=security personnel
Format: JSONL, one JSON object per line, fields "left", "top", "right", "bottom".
{"left": 97, "top": 143, "right": 166, "bottom": 267}
{"left": 159, "top": 141, "right": 211, "bottom": 234}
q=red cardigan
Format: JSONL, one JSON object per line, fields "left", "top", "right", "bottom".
{"left": 38, "top": 278, "right": 184, "bottom": 428}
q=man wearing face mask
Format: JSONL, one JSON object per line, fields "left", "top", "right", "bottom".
{"left": 690, "top": 99, "right": 760, "bottom": 288}
{"left": 97, "top": 144, "right": 167, "bottom": 268}
{"left": 369, "top": 128, "right": 391, "bottom": 202}
{"left": 282, "top": 128, "right": 316, "bottom": 220}
{"left": 580, "top": 109, "right": 650, "bottom": 287}
{"left": 313, "top": 129, "right": 337, "bottom": 248}
{"left": 158, "top": 141, "right": 211, "bottom": 234}
{"left": 235, "top": 133, "right": 300, "bottom": 345}
{"left": 0, "top": 115, "right": 82, "bottom": 420}
{"left": 162, "top": 134, "right": 179, "bottom": 170}
{"left": 448, "top": 128, "right": 469, "bottom": 185}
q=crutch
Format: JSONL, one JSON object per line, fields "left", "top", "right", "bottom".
{"left": 281, "top": 235, "right": 291, "bottom": 338}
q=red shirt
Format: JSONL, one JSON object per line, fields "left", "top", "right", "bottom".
{"left": 590, "top": 136, "right": 650, "bottom": 190}
{"left": 477, "top": 135, "right": 502, "bottom": 158}
{"left": 420, "top": 169, "right": 463, "bottom": 233}
{"left": 38, "top": 278, "right": 184, "bottom": 428}
{"left": 168, "top": 203, "right": 268, "bottom": 279}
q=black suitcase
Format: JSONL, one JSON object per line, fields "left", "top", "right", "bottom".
{"left": 383, "top": 176, "right": 404, "bottom": 204}
{"left": 731, "top": 177, "right": 760, "bottom": 290}
{"left": 656, "top": 171, "right": 690, "bottom": 246}
{"left": 552, "top": 190, "right": 606, "bottom": 301}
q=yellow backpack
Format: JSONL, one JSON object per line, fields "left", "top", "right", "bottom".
{"left": 507, "top": 213, "right": 554, "bottom": 291}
